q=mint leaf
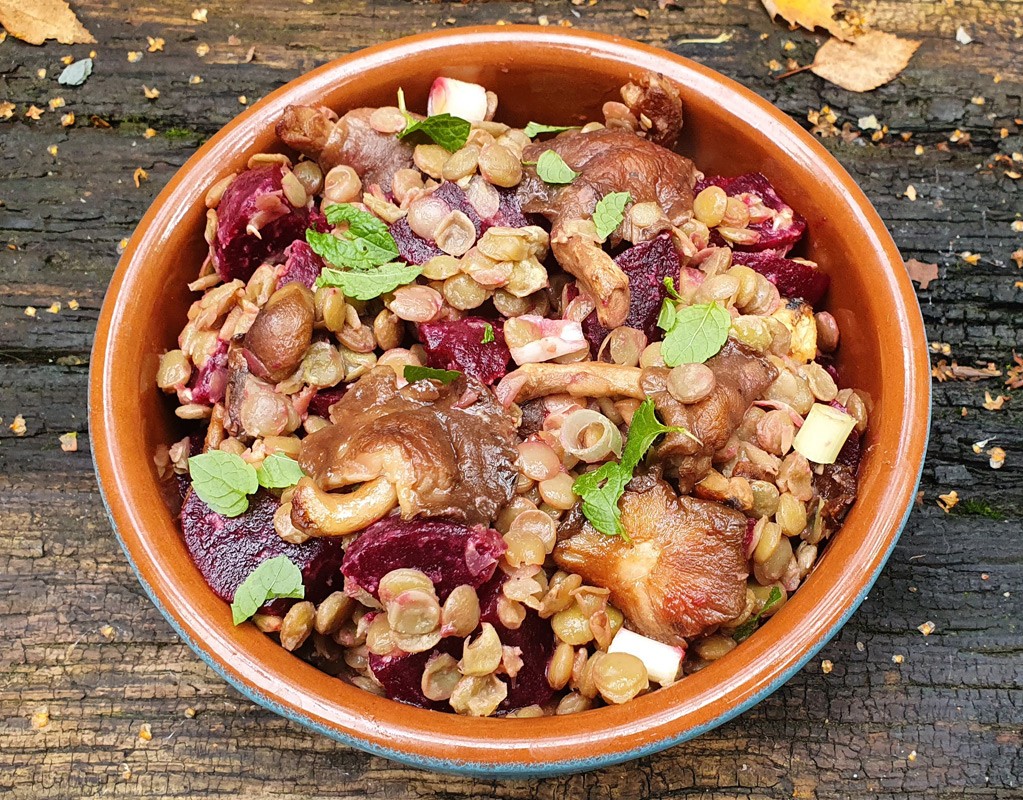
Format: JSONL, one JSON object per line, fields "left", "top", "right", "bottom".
{"left": 657, "top": 298, "right": 676, "bottom": 332}
{"left": 523, "top": 121, "right": 579, "bottom": 138}
{"left": 230, "top": 556, "right": 305, "bottom": 625}
{"left": 663, "top": 276, "right": 682, "bottom": 301}
{"left": 58, "top": 58, "right": 93, "bottom": 87}
{"left": 398, "top": 113, "right": 471, "bottom": 152}
{"left": 188, "top": 451, "right": 258, "bottom": 517}
{"left": 256, "top": 453, "right": 305, "bottom": 489}
{"left": 593, "top": 191, "right": 631, "bottom": 241}
{"left": 307, "top": 204, "right": 398, "bottom": 270}
{"left": 572, "top": 399, "right": 687, "bottom": 538}
{"left": 481, "top": 323, "right": 495, "bottom": 344}
{"left": 404, "top": 365, "right": 461, "bottom": 384}
{"left": 535, "top": 150, "right": 580, "bottom": 184}
{"left": 732, "top": 586, "right": 784, "bottom": 643}
{"left": 661, "top": 301, "right": 731, "bottom": 367}
{"left": 315, "top": 262, "right": 422, "bottom": 300}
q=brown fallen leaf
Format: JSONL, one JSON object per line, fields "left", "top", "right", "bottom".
{"left": 760, "top": 0, "right": 850, "bottom": 40}
{"left": 905, "top": 258, "right": 938, "bottom": 289}
{"left": 811, "top": 31, "right": 921, "bottom": 93}
{"left": 1006, "top": 352, "right": 1023, "bottom": 389}
{"left": 983, "top": 392, "right": 1009, "bottom": 411}
{"left": 133, "top": 167, "right": 149, "bottom": 188}
{"left": 0, "top": 0, "right": 95, "bottom": 45}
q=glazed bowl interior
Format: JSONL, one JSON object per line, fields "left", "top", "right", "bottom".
{"left": 91, "top": 27, "right": 929, "bottom": 778}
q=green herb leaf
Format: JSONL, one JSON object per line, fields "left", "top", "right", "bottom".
{"left": 188, "top": 451, "right": 258, "bottom": 518}
{"left": 657, "top": 298, "right": 677, "bottom": 332}
{"left": 481, "top": 323, "right": 495, "bottom": 344}
{"left": 398, "top": 113, "right": 471, "bottom": 152}
{"left": 404, "top": 365, "right": 462, "bottom": 384}
{"left": 230, "top": 556, "right": 306, "bottom": 625}
{"left": 523, "top": 121, "right": 579, "bottom": 138}
{"left": 661, "top": 301, "right": 731, "bottom": 367}
{"left": 255, "top": 453, "right": 305, "bottom": 489}
{"left": 572, "top": 398, "right": 688, "bottom": 538}
{"left": 593, "top": 191, "right": 631, "bottom": 242}
{"left": 732, "top": 586, "right": 784, "bottom": 643}
{"left": 306, "top": 204, "right": 399, "bottom": 270}
{"left": 315, "top": 262, "right": 423, "bottom": 301}
{"left": 58, "top": 58, "right": 93, "bottom": 87}
{"left": 535, "top": 150, "right": 580, "bottom": 185}
{"left": 663, "top": 276, "right": 682, "bottom": 301}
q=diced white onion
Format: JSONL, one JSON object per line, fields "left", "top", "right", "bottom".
{"left": 607, "top": 627, "right": 684, "bottom": 686}
{"left": 507, "top": 315, "right": 588, "bottom": 366}
{"left": 560, "top": 409, "right": 623, "bottom": 463}
{"left": 427, "top": 77, "right": 489, "bottom": 122}
{"left": 791, "top": 403, "right": 856, "bottom": 464}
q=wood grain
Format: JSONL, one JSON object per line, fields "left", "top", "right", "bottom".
{"left": 1, "top": 1, "right": 1021, "bottom": 797}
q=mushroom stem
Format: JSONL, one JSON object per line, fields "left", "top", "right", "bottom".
{"left": 551, "top": 219, "right": 630, "bottom": 329}
{"left": 496, "top": 362, "right": 645, "bottom": 406}
{"left": 290, "top": 476, "right": 397, "bottom": 537}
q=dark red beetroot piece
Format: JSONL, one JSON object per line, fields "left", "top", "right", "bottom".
{"left": 212, "top": 165, "right": 321, "bottom": 282}
{"left": 731, "top": 250, "right": 830, "bottom": 306}
{"left": 341, "top": 516, "right": 506, "bottom": 603}
{"left": 188, "top": 339, "right": 229, "bottom": 404}
{"left": 417, "top": 317, "right": 511, "bottom": 385}
{"left": 478, "top": 573, "right": 556, "bottom": 710}
{"left": 389, "top": 183, "right": 530, "bottom": 265}
{"left": 307, "top": 385, "right": 347, "bottom": 418}
{"left": 368, "top": 636, "right": 462, "bottom": 711}
{"left": 696, "top": 172, "right": 807, "bottom": 254}
{"left": 276, "top": 240, "right": 324, "bottom": 289}
{"left": 180, "top": 488, "right": 345, "bottom": 609}
{"left": 582, "top": 233, "right": 682, "bottom": 353}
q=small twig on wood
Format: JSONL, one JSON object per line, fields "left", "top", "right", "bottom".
{"left": 775, "top": 64, "right": 814, "bottom": 81}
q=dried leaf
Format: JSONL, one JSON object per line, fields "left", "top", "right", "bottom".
{"left": 987, "top": 446, "right": 1006, "bottom": 469}
{"left": 0, "top": 101, "right": 15, "bottom": 120}
{"left": 58, "top": 57, "right": 92, "bottom": 87}
{"left": 0, "top": 0, "right": 95, "bottom": 45}
{"left": 1006, "top": 352, "right": 1023, "bottom": 389}
{"left": 810, "top": 32, "right": 921, "bottom": 93}
{"left": 759, "top": 0, "right": 849, "bottom": 40}
{"left": 937, "top": 490, "right": 958, "bottom": 512}
{"left": 983, "top": 392, "right": 1008, "bottom": 411}
{"left": 133, "top": 167, "right": 149, "bottom": 188}
{"left": 905, "top": 258, "right": 938, "bottom": 289}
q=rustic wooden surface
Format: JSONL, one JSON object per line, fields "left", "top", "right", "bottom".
{"left": 1, "top": 1, "right": 1022, "bottom": 797}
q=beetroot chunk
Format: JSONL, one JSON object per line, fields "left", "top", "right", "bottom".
{"left": 276, "top": 240, "right": 324, "bottom": 290}
{"left": 490, "top": 187, "right": 530, "bottom": 229}
{"left": 390, "top": 218, "right": 445, "bottom": 265}
{"left": 212, "top": 165, "right": 316, "bottom": 282}
{"left": 696, "top": 172, "right": 806, "bottom": 254}
{"left": 180, "top": 488, "right": 345, "bottom": 608}
{"left": 341, "top": 517, "right": 506, "bottom": 602}
{"left": 187, "top": 339, "right": 229, "bottom": 404}
{"left": 730, "top": 250, "right": 829, "bottom": 305}
{"left": 582, "top": 233, "right": 682, "bottom": 353}
{"left": 307, "top": 385, "right": 347, "bottom": 419}
{"left": 417, "top": 317, "right": 511, "bottom": 385}
{"left": 369, "top": 636, "right": 462, "bottom": 711}
{"left": 478, "top": 574, "right": 556, "bottom": 710}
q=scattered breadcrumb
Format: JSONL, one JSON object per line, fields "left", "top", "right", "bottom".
{"left": 31, "top": 708, "right": 50, "bottom": 729}
{"left": 937, "top": 490, "right": 958, "bottom": 512}
{"left": 24, "top": 306, "right": 37, "bottom": 317}
{"left": 47, "top": 302, "right": 61, "bottom": 314}
{"left": 971, "top": 438, "right": 991, "bottom": 454}
{"left": 858, "top": 114, "right": 880, "bottom": 131}
{"left": 61, "top": 112, "right": 75, "bottom": 127}
{"left": 961, "top": 251, "right": 980, "bottom": 265}
{"left": 908, "top": 750, "right": 918, "bottom": 762}
{"left": 117, "top": 238, "right": 130, "bottom": 254}
{"left": 633, "top": 7, "right": 650, "bottom": 18}
{"left": 128, "top": 51, "right": 143, "bottom": 63}
{"left": 121, "top": 764, "right": 132, "bottom": 780}
{"left": 821, "top": 659, "right": 833, "bottom": 674}
{"left": 0, "top": 101, "right": 15, "bottom": 120}
{"left": 955, "top": 26, "right": 972, "bottom": 44}
{"left": 238, "top": 95, "right": 248, "bottom": 105}
{"left": 892, "top": 654, "right": 905, "bottom": 664}
{"left": 189, "top": 75, "right": 203, "bottom": 85}
{"left": 196, "top": 43, "right": 210, "bottom": 57}
{"left": 48, "top": 97, "right": 65, "bottom": 110}
{"left": 139, "top": 723, "right": 152, "bottom": 741}
{"left": 143, "top": 85, "right": 160, "bottom": 100}
{"left": 971, "top": 96, "right": 985, "bottom": 105}
{"left": 26, "top": 105, "right": 44, "bottom": 120}
{"left": 981, "top": 573, "right": 989, "bottom": 580}
{"left": 133, "top": 167, "right": 149, "bottom": 188}
{"left": 914, "top": 144, "right": 925, "bottom": 155}
{"left": 1012, "top": 249, "right": 1023, "bottom": 269}
{"left": 47, "top": 145, "right": 58, "bottom": 157}
{"left": 36, "top": 68, "right": 46, "bottom": 79}
{"left": 192, "top": 8, "right": 208, "bottom": 22}
{"left": 100, "top": 624, "right": 115, "bottom": 638}
{"left": 59, "top": 432, "right": 78, "bottom": 452}
{"left": 147, "top": 36, "right": 165, "bottom": 53}
{"left": 904, "top": 184, "right": 917, "bottom": 201}
{"left": 1012, "top": 221, "right": 1023, "bottom": 233}
{"left": 185, "top": 707, "right": 197, "bottom": 718}
{"left": 10, "top": 415, "right": 27, "bottom": 435}
{"left": 917, "top": 621, "right": 936, "bottom": 636}
{"left": 144, "top": 128, "right": 157, "bottom": 139}
{"left": 987, "top": 446, "right": 1006, "bottom": 469}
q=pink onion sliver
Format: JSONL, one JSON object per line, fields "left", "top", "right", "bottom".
{"left": 427, "top": 77, "right": 489, "bottom": 122}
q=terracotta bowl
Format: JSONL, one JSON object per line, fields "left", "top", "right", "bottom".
{"left": 90, "top": 26, "right": 930, "bottom": 778}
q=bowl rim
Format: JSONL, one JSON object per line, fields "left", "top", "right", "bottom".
{"left": 89, "top": 25, "right": 931, "bottom": 778}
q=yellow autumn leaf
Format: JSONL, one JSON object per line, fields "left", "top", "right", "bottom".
{"left": 810, "top": 31, "right": 921, "bottom": 93}
{"left": 760, "top": 0, "right": 850, "bottom": 40}
{"left": 0, "top": 0, "right": 95, "bottom": 45}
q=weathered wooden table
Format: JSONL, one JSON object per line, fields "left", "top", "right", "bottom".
{"left": 2, "top": 1, "right": 1021, "bottom": 797}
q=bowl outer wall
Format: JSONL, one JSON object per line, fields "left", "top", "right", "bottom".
{"left": 89, "top": 26, "right": 931, "bottom": 778}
